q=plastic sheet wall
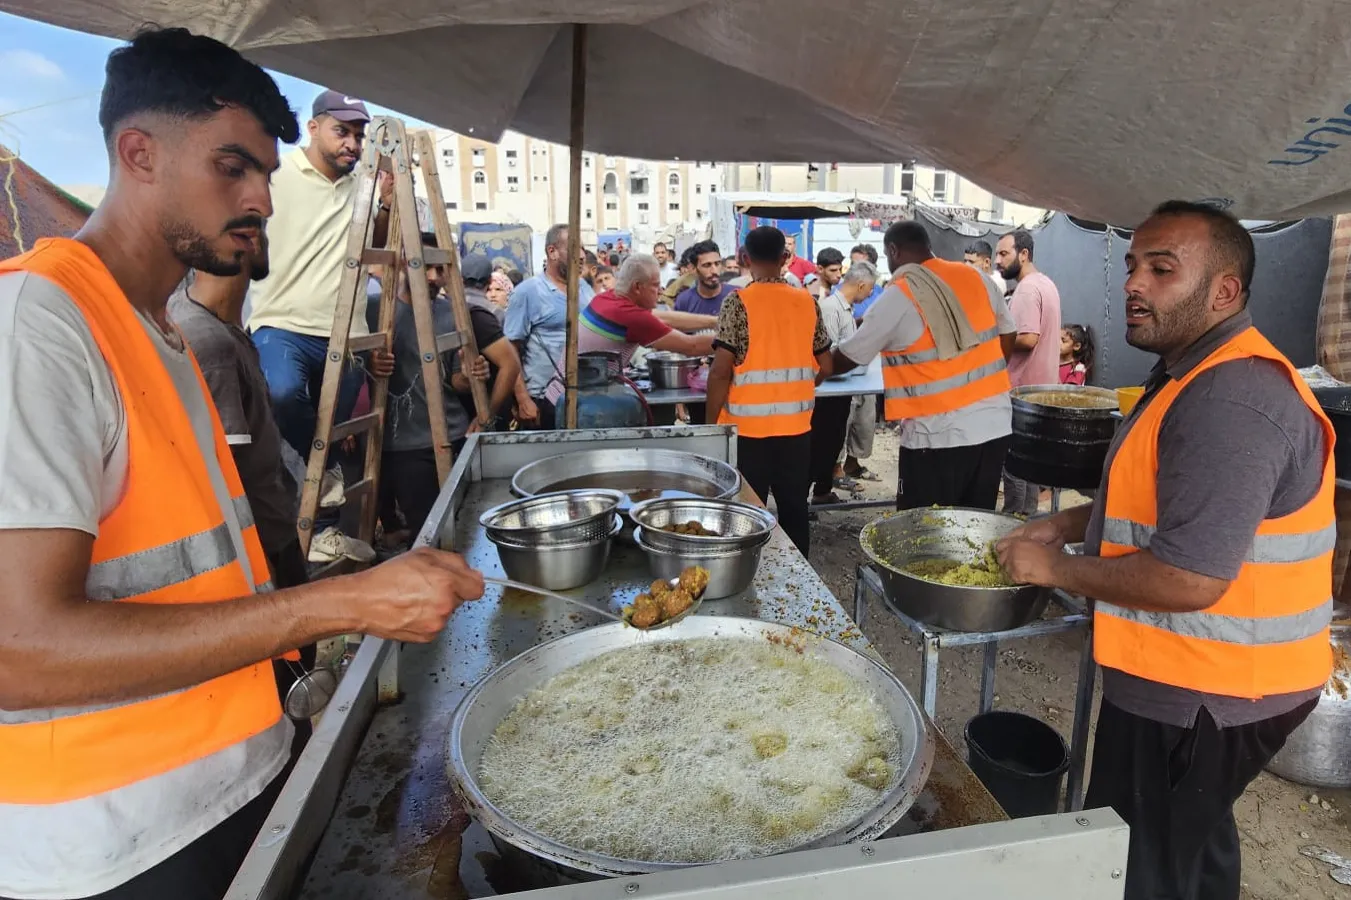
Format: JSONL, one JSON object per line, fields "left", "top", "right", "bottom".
{"left": 922, "top": 214, "right": 1333, "bottom": 389}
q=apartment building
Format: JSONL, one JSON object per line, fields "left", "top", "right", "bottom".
{"left": 423, "top": 127, "right": 1045, "bottom": 244}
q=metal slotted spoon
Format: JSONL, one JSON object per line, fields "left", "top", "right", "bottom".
{"left": 483, "top": 576, "right": 702, "bottom": 630}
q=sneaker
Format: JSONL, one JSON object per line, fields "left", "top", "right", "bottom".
{"left": 319, "top": 466, "right": 346, "bottom": 509}
{"left": 308, "top": 527, "right": 377, "bottom": 564}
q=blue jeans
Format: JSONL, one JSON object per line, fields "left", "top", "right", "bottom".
{"left": 252, "top": 327, "right": 364, "bottom": 457}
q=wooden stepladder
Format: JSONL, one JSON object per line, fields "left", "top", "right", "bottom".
{"left": 296, "top": 116, "right": 490, "bottom": 563}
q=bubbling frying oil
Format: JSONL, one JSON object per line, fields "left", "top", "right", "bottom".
{"left": 476, "top": 637, "right": 902, "bottom": 863}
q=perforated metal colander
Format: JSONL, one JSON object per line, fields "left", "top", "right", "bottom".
{"left": 480, "top": 490, "right": 624, "bottom": 546}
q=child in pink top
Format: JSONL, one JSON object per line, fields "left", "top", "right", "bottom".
{"left": 1059, "top": 324, "right": 1093, "bottom": 385}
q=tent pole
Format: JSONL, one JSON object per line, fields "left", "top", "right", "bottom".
{"left": 563, "top": 23, "right": 588, "bottom": 429}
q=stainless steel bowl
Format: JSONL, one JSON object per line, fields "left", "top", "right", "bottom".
{"left": 447, "top": 616, "right": 935, "bottom": 879}
{"left": 629, "top": 497, "right": 777, "bottom": 554}
{"left": 480, "top": 489, "right": 624, "bottom": 546}
{"left": 510, "top": 449, "right": 741, "bottom": 512}
{"left": 633, "top": 525, "right": 767, "bottom": 600}
{"left": 859, "top": 507, "right": 1051, "bottom": 633}
{"left": 645, "top": 351, "right": 703, "bottom": 390}
{"left": 487, "top": 516, "right": 621, "bottom": 591}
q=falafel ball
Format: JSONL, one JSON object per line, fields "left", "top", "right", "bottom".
{"left": 678, "top": 565, "right": 711, "bottom": 597}
{"left": 628, "top": 593, "right": 662, "bottom": 629}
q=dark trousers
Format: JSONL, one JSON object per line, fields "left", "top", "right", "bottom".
{"left": 379, "top": 441, "right": 464, "bottom": 539}
{"left": 808, "top": 397, "right": 852, "bottom": 497}
{"left": 897, "top": 435, "right": 1010, "bottom": 510}
{"left": 1084, "top": 697, "right": 1317, "bottom": 900}
{"left": 738, "top": 432, "right": 812, "bottom": 556}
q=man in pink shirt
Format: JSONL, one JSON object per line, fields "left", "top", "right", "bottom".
{"left": 996, "top": 229, "right": 1062, "bottom": 514}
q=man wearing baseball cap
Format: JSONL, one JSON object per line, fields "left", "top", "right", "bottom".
{"left": 247, "top": 88, "right": 394, "bottom": 564}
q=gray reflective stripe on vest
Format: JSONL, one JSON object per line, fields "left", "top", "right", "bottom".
{"left": 725, "top": 399, "right": 815, "bottom": 417}
{"left": 1101, "top": 517, "right": 1337, "bottom": 564}
{"left": 1096, "top": 597, "right": 1332, "bottom": 646}
{"left": 881, "top": 325, "right": 1002, "bottom": 365}
{"left": 882, "top": 357, "right": 1008, "bottom": 400}
{"left": 232, "top": 494, "right": 256, "bottom": 530}
{"left": 0, "top": 685, "right": 192, "bottom": 724}
{"left": 87, "top": 523, "right": 238, "bottom": 602}
{"left": 731, "top": 366, "right": 817, "bottom": 386}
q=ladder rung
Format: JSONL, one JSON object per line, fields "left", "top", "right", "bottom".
{"left": 348, "top": 333, "right": 389, "bottom": 353}
{"left": 343, "top": 477, "right": 375, "bottom": 500}
{"left": 436, "top": 331, "right": 463, "bottom": 352}
{"left": 331, "top": 413, "right": 381, "bottom": 442}
{"left": 360, "top": 248, "right": 398, "bottom": 266}
{"left": 422, "top": 248, "right": 453, "bottom": 265}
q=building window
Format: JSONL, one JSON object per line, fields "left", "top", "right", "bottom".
{"left": 695, "top": 184, "right": 703, "bottom": 194}
{"left": 507, "top": 176, "right": 519, "bottom": 185}
{"left": 441, "top": 148, "right": 454, "bottom": 161}
{"left": 933, "top": 171, "right": 948, "bottom": 202}
{"left": 606, "top": 200, "right": 618, "bottom": 211}
{"left": 585, "top": 183, "right": 592, "bottom": 194}
{"left": 472, "top": 148, "right": 485, "bottom": 167}
{"left": 603, "top": 173, "right": 618, "bottom": 195}
{"left": 585, "top": 209, "right": 593, "bottom": 219}
{"left": 637, "top": 202, "right": 649, "bottom": 211}
{"left": 584, "top": 157, "right": 592, "bottom": 168}
{"left": 505, "top": 149, "right": 517, "bottom": 158}
{"left": 710, "top": 184, "right": 718, "bottom": 193}
{"left": 630, "top": 177, "right": 648, "bottom": 195}
{"left": 475, "top": 201, "right": 487, "bottom": 210}
{"left": 605, "top": 156, "right": 617, "bottom": 168}
{"left": 696, "top": 209, "right": 705, "bottom": 219}
{"left": 900, "top": 161, "right": 915, "bottom": 195}
{"left": 668, "top": 202, "right": 680, "bottom": 211}
{"left": 474, "top": 171, "right": 486, "bottom": 184}
{"left": 445, "top": 201, "right": 458, "bottom": 210}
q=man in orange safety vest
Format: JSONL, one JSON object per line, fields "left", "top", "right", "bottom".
{"left": 997, "top": 201, "right": 1332, "bottom": 900}
{"left": 0, "top": 28, "right": 483, "bottom": 900}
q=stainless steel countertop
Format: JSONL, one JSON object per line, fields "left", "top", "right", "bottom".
{"left": 229, "top": 427, "right": 1001, "bottom": 900}
{"left": 640, "top": 357, "right": 883, "bottom": 407}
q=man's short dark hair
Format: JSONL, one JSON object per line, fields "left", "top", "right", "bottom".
{"left": 584, "top": 249, "right": 598, "bottom": 265}
{"left": 850, "top": 243, "right": 878, "bottom": 264}
{"left": 965, "top": 240, "right": 994, "bottom": 259}
{"left": 595, "top": 265, "right": 613, "bottom": 278}
{"left": 1149, "top": 200, "right": 1256, "bottom": 297}
{"left": 723, "top": 255, "right": 738, "bottom": 265}
{"left": 743, "top": 226, "right": 786, "bottom": 264}
{"left": 653, "top": 241, "right": 668, "bottom": 252}
{"left": 608, "top": 253, "right": 621, "bottom": 266}
{"left": 884, "top": 220, "right": 932, "bottom": 254}
{"left": 679, "top": 246, "right": 699, "bottom": 268}
{"left": 816, "top": 247, "right": 845, "bottom": 268}
{"left": 100, "top": 28, "right": 298, "bottom": 145}
{"left": 1009, "top": 229, "right": 1035, "bottom": 262}
{"left": 689, "top": 239, "right": 720, "bottom": 262}
{"left": 545, "top": 223, "right": 568, "bottom": 249}
{"left": 506, "top": 269, "right": 524, "bottom": 286}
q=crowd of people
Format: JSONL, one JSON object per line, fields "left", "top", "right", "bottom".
{"left": 0, "top": 25, "right": 1337, "bottom": 900}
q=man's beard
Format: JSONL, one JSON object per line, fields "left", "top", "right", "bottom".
{"left": 323, "top": 148, "right": 358, "bottom": 175}
{"left": 556, "top": 258, "right": 570, "bottom": 280}
{"left": 1124, "top": 282, "right": 1210, "bottom": 355}
{"left": 999, "top": 259, "right": 1022, "bottom": 280}
{"left": 163, "top": 219, "right": 242, "bottom": 277}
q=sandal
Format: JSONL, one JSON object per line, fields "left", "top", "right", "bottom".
{"left": 812, "top": 492, "right": 844, "bottom": 505}
{"left": 833, "top": 475, "right": 859, "bottom": 491}
{"left": 845, "top": 466, "right": 881, "bottom": 482}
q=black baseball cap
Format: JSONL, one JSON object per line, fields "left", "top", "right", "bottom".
{"left": 461, "top": 254, "right": 494, "bottom": 282}
{"left": 311, "top": 90, "right": 371, "bottom": 124}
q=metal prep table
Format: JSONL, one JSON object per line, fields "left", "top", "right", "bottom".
{"left": 226, "top": 426, "right": 1126, "bottom": 900}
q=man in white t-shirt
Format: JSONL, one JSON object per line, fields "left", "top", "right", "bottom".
{"left": 0, "top": 29, "right": 482, "bottom": 900}
{"left": 652, "top": 241, "right": 680, "bottom": 287}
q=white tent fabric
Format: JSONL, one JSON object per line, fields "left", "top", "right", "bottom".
{"left": 9, "top": 1, "right": 1351, "bottom": 224}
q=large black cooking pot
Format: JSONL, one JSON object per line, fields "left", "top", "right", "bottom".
{"left": 1006, "top": 385, "right": 1120, "bottom": 490}
{"left": 1312, "top": 387, "right": 1351, "bottom": 479}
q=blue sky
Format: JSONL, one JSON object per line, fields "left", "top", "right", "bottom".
{"left": 0, "top": 12, "right": 416, "bottom": 187}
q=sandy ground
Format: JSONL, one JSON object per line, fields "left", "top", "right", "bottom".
{"left": 807, "top": 426, "right": 1351, "bottom": 900}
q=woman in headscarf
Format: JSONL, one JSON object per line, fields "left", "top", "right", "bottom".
{"left": 485, "top": 270, "right": 513, "bottom": 321}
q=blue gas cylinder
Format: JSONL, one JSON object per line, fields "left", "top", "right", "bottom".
{"left": 571, "top": 352, "right": 651, "bottom": 429}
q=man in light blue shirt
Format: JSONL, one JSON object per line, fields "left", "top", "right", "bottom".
{"left": 504, "top": 223, "right": 594, "bottom": 429}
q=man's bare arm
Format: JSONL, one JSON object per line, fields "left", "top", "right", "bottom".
{"left": 1013, "top": 332, "right": 1039, "bottom": 351}
{"left": 649, "top": 331, "right": 714, "bottom": 357}
{"left": 480, "top": 336, "right": 522, "bottom": 420}
{"left": 654, "top": 309, "right": 718, "bottom": 332}
{"left": 0, "top": 528, "right": 483, "bottom": 711}
{"left": 704, "top": 348, "right": 735, "bottom": 424}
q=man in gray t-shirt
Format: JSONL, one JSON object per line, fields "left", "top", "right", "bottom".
{"left": 996, "top": 202, "right": 1329, "bottom": 900}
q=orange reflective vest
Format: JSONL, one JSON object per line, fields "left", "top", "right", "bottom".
{"left": 880, "top": 258, "right": 1010, "bottom": 421}
{"left": 0, "top": 239, "right": 282, "bottom": 804}
{"left": 1095, "top": 326, "right": 1335, "bottom": 698}
{"left": 718, "top": 281, "right": 819, "bottom": 438}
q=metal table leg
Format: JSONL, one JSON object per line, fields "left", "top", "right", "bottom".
{"left": 919, "top": 635, "right": 940, "bottom": 718}
{"left": 1065, "top": 622, "right": 1098, "bottom": 811}
{"left": 853, "top": 573, "right": 868, "bottom": 629}
{"left": 979, "top": 641, "right": 998, "bottom": 713}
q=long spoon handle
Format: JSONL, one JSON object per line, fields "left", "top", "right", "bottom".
{"left": 482, "top": 576, "right": 624, "bottom": 622}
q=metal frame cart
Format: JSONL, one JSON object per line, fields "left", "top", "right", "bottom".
{"left": 852, "top": 564, "right": 1098, "bottom": 812}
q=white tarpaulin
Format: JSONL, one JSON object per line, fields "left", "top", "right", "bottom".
{"left": 8, "top": 1, "right": 1351, "bottom": 224}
